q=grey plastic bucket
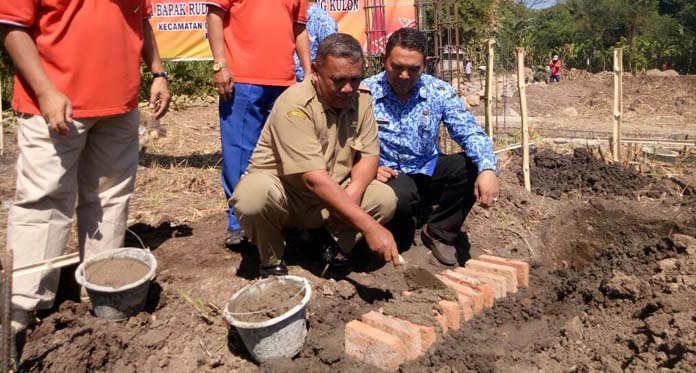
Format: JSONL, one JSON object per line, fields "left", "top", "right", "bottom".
{"left": 74, "top": 248, "right": 157, "bottom": 320}
{"left": 224, "top": 275, "right": 312, "bottom": 363}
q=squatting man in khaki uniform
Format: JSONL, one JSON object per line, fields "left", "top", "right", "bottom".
{"left": 231, "top": 33, "right": 400, "bottom": 277}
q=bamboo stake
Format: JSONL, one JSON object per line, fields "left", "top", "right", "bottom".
{"left": 1, "top": 77, "right": 4, "bottom": 157}
{"left": 493, "top": 141, "right": 535, "bottom": 154}
{"left": 515, "top": 47, "right": 531, "bottom": 193}
{"left": 13, "top": 252, "right": 80, "bottom": 278}
{"left": 1, "top": 249, "right": 12, "bottom": 373}
{"left": 485, "top": 38, "right": 495, "bottom": 140}
{"left": 612, "top": 47, "right": 623, "bottom": 162}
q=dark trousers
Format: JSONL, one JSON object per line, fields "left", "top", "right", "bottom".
{"left": 384, "top": 153, "right": 478, "bottom": 251}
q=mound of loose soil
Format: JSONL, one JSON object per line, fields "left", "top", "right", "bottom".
{"left": 13, "top": 146, "right": 696, "bottom": 372}
{"left": 521, "top": 148, "right": 669, "bottom": 199}
{"left": 406, "top": 221, "right": 696, "bottom": 372}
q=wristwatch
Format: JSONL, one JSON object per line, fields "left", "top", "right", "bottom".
{"left": 212, "top": 61, "right": 227, "bottom": 72}
{"left": 152, "top": 71, "right": 169, "bottom": 80}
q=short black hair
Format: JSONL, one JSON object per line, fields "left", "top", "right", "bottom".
{"left": 315, "top": 33, "right": 363, "bottom": 68}
{"left": 385, "top": 28, "right": 426, "bottom": 59}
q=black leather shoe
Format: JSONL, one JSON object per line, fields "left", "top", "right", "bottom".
{"left": 259, "top": 261, "right": 288, "bottom": 278}
{"left": 316, "top": 229, "right": 351, "bottom": 277}
{"left": 328, "top": 250, "right": 351, "bottom": 278}
{"left": 421, "top": 226, "right": 457, "bottom": 266}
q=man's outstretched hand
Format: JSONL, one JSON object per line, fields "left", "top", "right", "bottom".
{"left": 363, "top": 223, "right": 400, "bottom": 268}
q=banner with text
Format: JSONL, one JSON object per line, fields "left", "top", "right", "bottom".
{"left": 150, "top": 1, "right": 415, "bottom": 60}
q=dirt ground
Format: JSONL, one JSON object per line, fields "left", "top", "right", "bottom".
{"left": 1, "top": 74, "right": 696, "bottom": 372}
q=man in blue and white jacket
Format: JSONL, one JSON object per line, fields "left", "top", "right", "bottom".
{"left": 363, "top": 28, "right": 499, "bottom": 266}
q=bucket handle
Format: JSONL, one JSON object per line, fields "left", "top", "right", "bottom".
{"left": 227, "top": 284, "right": 306, "bottom": 317}
{"left": 94, "top": 220, "right": 149, "bottom": 251}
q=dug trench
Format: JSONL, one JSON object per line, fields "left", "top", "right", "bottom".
{"left": 16, "top": 149, "right": 696, "bottom": 372}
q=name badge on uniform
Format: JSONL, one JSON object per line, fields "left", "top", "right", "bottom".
{"left": 376, "top": 119, "right": 389, "bottom": 127}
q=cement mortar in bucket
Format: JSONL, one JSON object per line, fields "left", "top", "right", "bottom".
{"left": 74, "top": 248, "right": 157, "bottom": 320}
{"left": 224, "top": 275, "right": 312, "bottom": 363}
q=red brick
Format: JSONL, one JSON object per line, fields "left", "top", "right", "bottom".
{"left": 360, "top": 311, "right": 423, "bottom": 359}
{"left": 454, "top": 267, "right": 507, "bottom": 299}
{"left": 345, "top": 320, "right": 407, "bottom": 371}
{"left": 435, "top": 274, "right": 483, "bottom": 314}
{"left": 442, "top": 270, "right": 495, "bottom": 308}
{"left": 415, "top": 323, "right": 436, "bottom": 352}
{"left": 438, "top": 300, "right": 461, "bottom": 330}
{"left": 438, "top": 273, "right": 489, "bottom": 309}
{"left": 465, "top": 260, "right": 518, "bottom": 293}
{"left": 478, "top": 255, "right": 530, "bottom": 287}
{"left": 433, "top": 311, "right": 449, "bottom": 335}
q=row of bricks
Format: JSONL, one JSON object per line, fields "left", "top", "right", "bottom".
{"left": 345, "top": 255, "right": 529, "bottom": 371}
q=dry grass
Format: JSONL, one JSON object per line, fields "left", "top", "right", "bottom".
{"left": 131, "top": 105, "right": 226, "bottom": 227}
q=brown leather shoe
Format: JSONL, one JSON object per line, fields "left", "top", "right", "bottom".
{"left": 421, "top": 225, "right": 457, "bottom": 266}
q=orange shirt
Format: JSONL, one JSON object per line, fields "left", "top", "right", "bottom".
{"left": 208, "top": 0, "right": 307, "bottom": 87}
{"left": 0, "top": 0, "right": 151, "bottom": 118}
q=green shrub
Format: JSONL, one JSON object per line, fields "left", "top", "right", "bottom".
{"left": 139, "top": 60, "right": 215, "bottom": 101}
{"left": 1, "top": 49, "right": 14, "bottom": 108}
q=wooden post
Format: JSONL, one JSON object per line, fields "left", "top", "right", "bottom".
{"left": 515, "top": 47, "right": 531, "bottom": 193}
{"left": 1, "top": 249, "right": 12, "bottom": 373}
{"left": 612, "top": 47, "right": 623, "bottom": 162}
{"left": 1, "top": 77, "right": 4, "bottom": 157}
{"left": 484, "top": 38, "right": 495, "bottom": 140}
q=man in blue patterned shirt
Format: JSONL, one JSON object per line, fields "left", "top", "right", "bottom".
{"left": 294, "top": 0, "right": 338, "bottom": 82}
{"left": 363, "top": 28, "right": 499, "bottom": 266}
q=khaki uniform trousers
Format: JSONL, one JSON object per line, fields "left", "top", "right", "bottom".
{"left": 7, "top": 110, "right": 140, "bottom": 312}
{"left": 232, "top": 173, "right": 397, "bottom": 266}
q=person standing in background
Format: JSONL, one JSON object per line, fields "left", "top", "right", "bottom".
{"left": 465, "top": 58, "right": 473, "bottom": 82}
{"left": 206, "top": 0, "right": 311, "bottom": 247}
{"left": 549, "top": 54, "right": 561, "bottom": 83}
{"left": 294, "top": 0, "right": 338, "bottom": 82}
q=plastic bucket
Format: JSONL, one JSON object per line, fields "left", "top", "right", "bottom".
{"left": 224, "top": 275, "right": 312, "bottom": 363}
{"left": 74, "top": 248, "right": 157, "bottom": 320}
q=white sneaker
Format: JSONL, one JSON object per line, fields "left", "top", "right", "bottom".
{"left": 10, "top": 309, "right": 32, "bottom": 333}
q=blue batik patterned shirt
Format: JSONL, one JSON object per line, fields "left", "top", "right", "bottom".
{"left": 294, "top": 3, "right": 338, "bottom": 82}
{"left": 363, "top": 72, "right": 498, "bottom": 176}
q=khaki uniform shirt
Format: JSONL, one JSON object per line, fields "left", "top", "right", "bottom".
{"left": 248, "top": 79, "right": 379, "bottom": 189}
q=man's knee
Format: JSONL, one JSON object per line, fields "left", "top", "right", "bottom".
{"left": 439, "top": 153, "right": 477, "bottom": 180}
{"left": 230, "top": 173, "right": 282, "bottom": 217}
{"left": 386, "top": 175, "right": 419, "bottom": 216}
{"left": 363, "top": 181, "right": 397, "bottom": 223}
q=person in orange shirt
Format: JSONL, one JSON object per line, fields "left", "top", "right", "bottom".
{"left": 1, "top": 1, "right": 170, "bottom": 368}
{"left": 206, "top": 0, "right": 310, "bottom": 248}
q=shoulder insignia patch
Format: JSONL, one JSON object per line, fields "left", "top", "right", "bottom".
{"left": 286, "top": 110, "right": 309, "bottom": 121}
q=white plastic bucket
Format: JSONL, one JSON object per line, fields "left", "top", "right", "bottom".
{"left": 224, "top": 275, "right": 312, "bottom": 363}
{"left": 74, "top": 248, "right": 157, "bottom": 320}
